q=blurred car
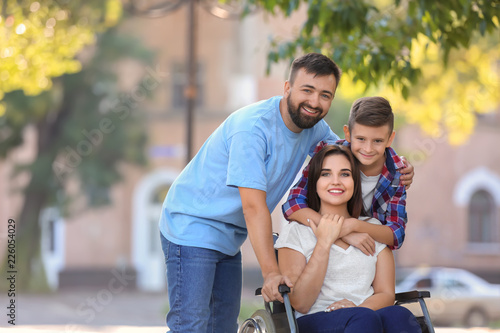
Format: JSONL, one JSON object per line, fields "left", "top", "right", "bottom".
{"left": 395, "top": 266, "right": 500, "bottom": 327}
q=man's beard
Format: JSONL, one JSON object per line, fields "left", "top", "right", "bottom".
{"left": 287, "top": 94, "right": 324, "bottom": 129}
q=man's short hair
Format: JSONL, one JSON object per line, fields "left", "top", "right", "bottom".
{"left": 348, "top": 96, "right": 394, "bottom": 133}
{"left": 289, "top": 53, "right": 342, "bottom": 89}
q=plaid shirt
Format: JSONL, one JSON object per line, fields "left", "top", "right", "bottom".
{"left": 282, "top": 139, "right": 407, "bottom": 249}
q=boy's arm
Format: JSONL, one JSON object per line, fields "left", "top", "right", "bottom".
{"left": 281, "top": 171, "right": 312, "bottom": 223}
{"left": 282, "top": 141, "right": 329, "bottom": 225}
{"left": 382, "top": 186, "right": 407, "bottom": 249}
{"left": 239, "top": 187, "right": 293, "bottom": 303}
{"left": 342, "top": 219, "right": 395, "bottom": 247}
{"left": 345, "top": 186, "right": 407, "bottom": 250}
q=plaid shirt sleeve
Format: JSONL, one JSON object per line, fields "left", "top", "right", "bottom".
{"left": 282, "top": 141, "right": 329, "bottom": 221}
{"left": 379, "top": 181, "right": 407, "bottom": 250}
{"left": 370, "top": 147, "right": 408, "bottom": 250}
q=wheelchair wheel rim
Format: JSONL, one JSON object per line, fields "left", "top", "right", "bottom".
{"left": 239, "top": 309, "right": 276, "bottom": 333}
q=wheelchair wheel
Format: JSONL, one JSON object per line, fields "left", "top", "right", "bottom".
{"left": 239, "top": 309, "right": 276, "bottom": 333}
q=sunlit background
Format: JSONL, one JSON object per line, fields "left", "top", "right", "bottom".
{"left": 0, "top": 0, "right": 499, "bottom": 331}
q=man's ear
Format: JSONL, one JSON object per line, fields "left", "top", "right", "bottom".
{"left": 284, "top": 80, "right": 291, "bottom": 97}
{"left": 343, "top": 125, "right": 351, "bottom": 142}
{"left": 387, "top": 131, "right": 396, "bottom": 147}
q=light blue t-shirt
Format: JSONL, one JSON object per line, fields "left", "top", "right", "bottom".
{"left": 159, "top": 96, "right": 339, "bottom": 255}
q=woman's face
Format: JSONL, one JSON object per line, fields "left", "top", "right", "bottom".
{"left": 316, "top": 154, "right": 354, "bottom": 208}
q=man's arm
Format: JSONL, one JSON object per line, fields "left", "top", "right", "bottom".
{"left": 399, "top": 156, "right": 414, "bottom": 188}
{"left": 239, "top": 187, "right": 293, "bottom": 303}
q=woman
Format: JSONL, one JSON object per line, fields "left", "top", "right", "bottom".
{"left": 276, "top": 145, "right": 421, "bottom": 333}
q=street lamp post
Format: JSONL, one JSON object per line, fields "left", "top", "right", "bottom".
{"left": 126, "top": 0, "right": 253, "bottom": 165}
{"left": 185, "top": 0, "right": 197, "bottom": 165}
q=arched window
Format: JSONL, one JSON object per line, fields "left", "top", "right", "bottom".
{"left": 468, "top": 190, "right": 498, "bottom": 243}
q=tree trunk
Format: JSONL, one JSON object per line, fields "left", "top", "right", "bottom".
{"left": 1, "top": 82, "right": 73, "bottom": 291}
{"left": 14, "top": 188, "right": 48, "bottom": 291}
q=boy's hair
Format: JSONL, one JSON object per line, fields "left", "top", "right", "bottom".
{"left": 289, "top": 53, "right": 342, "bottom": 88}
{"left": 348, "top": 96, "right": 394, "bottom": 133}
{"left": 307, "top": 145, "right": 366, "bottom": 218}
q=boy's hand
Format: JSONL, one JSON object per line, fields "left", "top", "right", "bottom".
{"left": 261, "top": 272, "right": 293, "bottom": 303}
{"left": 342, "top": 232, "right": 376, "bottom": 256}
{"left": 399, "top": 156, "right": 414, "bottom": 189}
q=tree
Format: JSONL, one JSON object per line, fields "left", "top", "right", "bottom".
{"left": 251, "top": 0, "right": 498, "bottom": 90}
{"left": 0, "top": 2, "right": 155, "bottom": 290}
{"left": 249, "top": 0, "right": 499, "bottom": 143}
{"left": 0, "top": 0, "right": 122, "bottom": 110}
{"left": 380, "top": 33, "right": 499, "bottom": 145}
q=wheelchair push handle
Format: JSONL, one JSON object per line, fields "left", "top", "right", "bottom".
{"left": 255, "top": 284, "right": 291, "bottom": 296}
{"left": 279, "top": 284, "right": 291, "bottom": 294}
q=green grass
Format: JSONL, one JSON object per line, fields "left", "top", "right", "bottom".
{"left": 239, "top": 298, "right": 264, "bottom": 323}
{"left": 491, "top": 320, "right": 500, "bottom": 329}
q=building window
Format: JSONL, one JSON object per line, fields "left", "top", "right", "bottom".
{"left": 172, "top": 62, "right": 204, "bottom": 109}
{"left": 86, "top": 184, "right": 110, "bottom": 206}
{"left": 47, "top": 219, "right": 56, "bottom": 253}
{"left": 468, "top": 190, "right": 498, "bottom": 243}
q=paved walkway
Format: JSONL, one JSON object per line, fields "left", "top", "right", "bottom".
{"left": 4, "top": 326, "right": 500, "bottom": 332}
{"left": 2, "top": 289, "right": 499, "bottom": 332}
{"left": 2, "top": 289, "right": 168, "bottom": 328}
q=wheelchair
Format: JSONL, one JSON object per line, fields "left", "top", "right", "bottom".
{"left": 239, "top": 235, "right": 435, "bottom": 333}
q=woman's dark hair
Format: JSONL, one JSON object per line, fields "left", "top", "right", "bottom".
{"left": 306, "top": 145, "right": 366, "bottom": 218}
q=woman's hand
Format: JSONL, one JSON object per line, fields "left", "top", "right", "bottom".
{"left": 325, "top": 299, "right": 356, "bottom": 312}
{"left": 310, "top": 214, "right": 344, "bottom": 249}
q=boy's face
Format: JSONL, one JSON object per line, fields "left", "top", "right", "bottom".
{"left": 344, "top": 123, "right": 395, "bottom": 168}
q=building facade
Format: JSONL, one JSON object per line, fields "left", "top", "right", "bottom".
{"left": 1, "top": 5, "right": 498, "bottom": 291}
{"left": 395, "top": 111, "right": 500, "bottom": 283}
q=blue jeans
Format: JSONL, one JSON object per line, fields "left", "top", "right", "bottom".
{"left": 160, "top": 233, "right": 242, "bottom": 333}
{"left": 297, "top": 305, "right": 422, "bottom": 333}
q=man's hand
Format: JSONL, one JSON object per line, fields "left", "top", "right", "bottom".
{"left": 261, "top": 272, "right": 294, "bottom": 303}
{"left": 342, "top": 232, "right": 376, "bottom": 256}
{"left": 399, "top": 156, "right": 414, "bottom": 189}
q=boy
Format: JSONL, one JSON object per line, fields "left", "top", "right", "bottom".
{"left": 283, "top": 96, "right": 408, "bottom": 254}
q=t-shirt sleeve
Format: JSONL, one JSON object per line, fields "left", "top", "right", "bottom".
{"left": 226, "top": 131, "right": 268, "bottom": 191}
{"left": 316, "top": 126, "right": 340, "bottom": 150}
{"left": 274, "top": 222, "right": 308, "bottom": 256}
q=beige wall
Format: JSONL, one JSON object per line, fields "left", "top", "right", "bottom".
{"left": 395, "top": 113, "right": 500, "bottom": 276}
{"left": 59, "top": 7, "right": 307, "bottom": 272}
{"left": 2, "top": 3, "right": 498, "bottom": 287}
